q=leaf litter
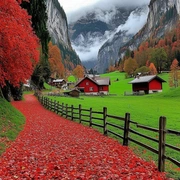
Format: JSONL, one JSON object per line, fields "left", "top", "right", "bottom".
{"left": 0, "top": 95, "right": 170, "bottom": 179}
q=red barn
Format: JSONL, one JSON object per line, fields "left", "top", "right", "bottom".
{"left": 75, "top": 76, "right": 110, "bottom": 95}
{"left": 129, "top": 75, "right": 166, "bottom": 94}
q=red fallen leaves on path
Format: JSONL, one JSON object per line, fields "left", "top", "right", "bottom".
{"left": 0, "top": 95, "right": 169, "bottom": 179}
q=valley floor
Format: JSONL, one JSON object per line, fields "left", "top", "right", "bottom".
{"left": 0, "top": 95, "right": 168, "bottom": 179}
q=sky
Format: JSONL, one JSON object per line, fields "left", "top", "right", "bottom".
{"left": 58, "top": 0, "right": 151, "bottom": 62}
{"left": 59, "top": 0, "right": 98, "bottom": 14}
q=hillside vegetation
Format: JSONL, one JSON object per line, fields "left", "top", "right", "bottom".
{"left": 0, "top": 98, "right": 25, "bottom": 155}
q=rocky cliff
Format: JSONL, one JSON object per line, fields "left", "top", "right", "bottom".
{"left": 46, "top": 0, "right": 81, "bottom": 69}
{"left": 119, "top": 0, "right": 180, "bottom": 58}
{"left": 68, "top": 6, "right": 135, "bottom": 69}
{"left": 96, "top": 0, "right": 180, "bottom": 73}
{"left": 96, "top": 6, "right": 148, "bottom": 73}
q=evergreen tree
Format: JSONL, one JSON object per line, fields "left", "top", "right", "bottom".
{"left": 21, "top": 0, "right": 51, "bottom": 89}
{"left": 150, "top": 48, "right": 167, "bottom": 73}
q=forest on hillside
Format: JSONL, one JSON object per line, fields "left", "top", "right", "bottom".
{"left": 108, "top": 22, "right": 180, "bottom": 84}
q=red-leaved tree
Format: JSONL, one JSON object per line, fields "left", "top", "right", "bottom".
{"left": 0, "top": 0, "right": 39, "bottom": 88}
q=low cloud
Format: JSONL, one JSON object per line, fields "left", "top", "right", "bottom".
{"left": 72, "top": 5, "right": 149, "bottom": 62}
{"left": 116, "top": 6, "right": 149, "bottom": 35}
{"left": 67, "top": 0, "right": 150, "bottom": 24}
{"left": 72, "top": 36, "right": 108, "bottom": 61}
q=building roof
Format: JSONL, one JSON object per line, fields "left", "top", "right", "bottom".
{"left": 85, "top": 74, "right": 100, "bottom": 78}
{"left": 75, "top": 76, "right": 110, "bottom": 86}
{"left": 53, "top": 79, "right": 66, "bottom": 83}
{"left": 63, "top": 88, "right": 80, "bottom": 95}
{"left": 129, "top": 75, "right": 166, "bottom": 84}
{"left": 69, "top": 88, "right": 81, "bottom": 93}
{"left": 95, "top": 77, "right": 110, "bottom": 85}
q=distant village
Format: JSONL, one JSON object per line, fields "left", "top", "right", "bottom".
{"left": 23, "top": 72, "right": 166, "bottom": 98}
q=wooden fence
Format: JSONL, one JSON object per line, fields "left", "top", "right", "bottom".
{"left": 38, "top": 96, "right": 180, "bottom": 172}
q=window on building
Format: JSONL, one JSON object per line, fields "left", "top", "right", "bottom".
{"left": 89, "top": 87, "right": 93, "bottom": 91}
{"left": 99, "top": 87, "right": 103, "bottom": 91}
{"left": 86, "top": 82, "right": 89, "bottom": 85}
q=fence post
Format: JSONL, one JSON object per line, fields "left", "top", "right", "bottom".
{"left": 66, "top": 104, "right": 68, "bottom": 118}
{"left": 57, "top": 102, "right": 60, "bottom": 114}
{"left": 61, "top": 103, "right": 64, "bottom": 116}
{"left": 50, "top": 99, "right": 53, "bottom": 110}
{"left": 42, "top": 96, "right": 44, "bottom": 105}
{"left": 71, "top": 105, "right": 74, "bottom": 121}
{"left": 55, "top": 101, "right": 58, "bottom": 114}
{"left": 158, "top": 116, "right": 166, "bottom": 172}
{"left": 40, "top": 96, "right": 43, "bottom": 104}
{"left": 123, "top": 113, "right": 130, "bottom": 146}
{"left": 103, "top": 107, "right": 107, "bottom": 135}
{"left": 43, "top": 97, "right": 45, "bottom": 106}
{"left": 46, "top": 97, "right": 48, "bottom": 108}
{"left": 54, "top": 100, "right": 56, "bottom": 112}
{"left": 47, "top": 98, "right": 50, "bottom": 109}
{"left": 48, "top": 98, "right": 50, "bottom": 109}
{"left": 79, "top": 104, "right": 82, "bottom": 123}
{"left": 45, "top": 97, "right": 47, "bottom": 107}
{"left": 89, "top": 108, "right": 92, "bottom": 127}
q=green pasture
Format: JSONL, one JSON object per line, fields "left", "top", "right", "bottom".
{"left": 45, "top": 72, "right": 180, "bottom": 179}
{"left": 0, "top": 98, "right": 25, "bottom": 155}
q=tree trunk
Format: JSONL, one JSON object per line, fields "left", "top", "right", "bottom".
{"left": 0, "top": 87, "right": 5, "bottom": 99}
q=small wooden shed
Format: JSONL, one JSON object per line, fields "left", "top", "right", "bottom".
{"left": 129, "top": 75, "right": 166, "bottom": 94}
{"left": 64, "top": 88, "right": 80, "bottom": 97}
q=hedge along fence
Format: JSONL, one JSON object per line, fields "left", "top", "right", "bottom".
{"left": 38, "top": 96, "right": 180, "bottom": 172}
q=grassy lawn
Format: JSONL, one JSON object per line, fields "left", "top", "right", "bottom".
{"left": 0, "top": 71, "right": 179, "bottom": 178}
{"left": 0, "top": 97, "right": 25, "bottom": 155}
{"left": 44, "top": 72, "right": 180, "bottom": 179}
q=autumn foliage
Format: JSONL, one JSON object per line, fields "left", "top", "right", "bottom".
{"left": 0, "top": 95, "right": 168, "bottom": 179}
{"left": 124, "top": 57, "right": 138, "bottom": 76}
{"left": 149, "top": 63, "right": 157, "bottom": 75}
{"left": 0, "top": 0, "right": 39, "bottom": 87}
{"left": 48, "top": 42, "right": 65, "bottom": 78}
{"left": 169, "top": 58, "right": 180, "bottom": 87}
{"left": 72, "top": 65, "right": 85, "bottom": 79}
{"left": 107, "top": 21, "right": 180, "bottom": 77}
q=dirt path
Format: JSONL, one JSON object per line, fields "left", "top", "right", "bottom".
{"left": 0, "top": 94, "right": 168, "bottom": 179}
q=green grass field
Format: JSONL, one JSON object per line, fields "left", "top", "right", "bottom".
{"left": 0, "top": 97, "right": 25, "bottom": 155}
{"left": 46, "top": 72, "right": 180, "bottom": 179}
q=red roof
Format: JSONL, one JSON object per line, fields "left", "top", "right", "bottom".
{"left": 75, "top": 76, "right": 110, "bottom": 87}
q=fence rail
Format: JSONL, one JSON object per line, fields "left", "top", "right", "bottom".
{"left": 38, "top": 96, "right": 180, "bottom": 172}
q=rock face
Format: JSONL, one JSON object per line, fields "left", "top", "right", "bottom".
{"left": 96, "top": 6, "right": 148, "bottom": 73}
{"left": 119, "top": 0, "right": 180, "bottom": 58}
{"left": 97, "top": 31, "right": 132, "bottom": 73}
{"left": 46, "top": 0, "right": 70, "bottom": 47}
{"left": 69, "top": 7, "right": 133, "bottom": 42}
{"left": 46, "top": 0, "right": 81, "bottom": 68}
{"left": 68, "top": 7, "right": 135, "bottom": 69}
{"left": 68, "top": 3, "right": 149, "bottom": 73}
